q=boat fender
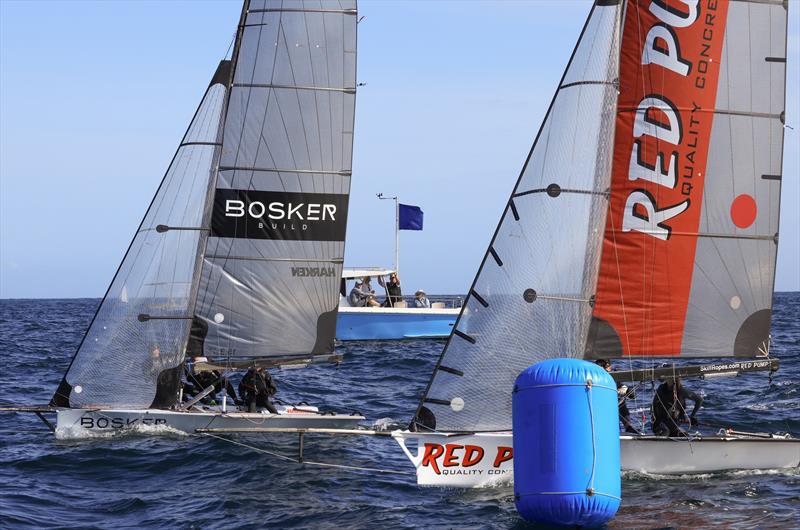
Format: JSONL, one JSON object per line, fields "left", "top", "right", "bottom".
{"left": 512, "top": 358, "right": 621, "bottom": 527}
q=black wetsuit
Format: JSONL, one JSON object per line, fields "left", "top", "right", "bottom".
{"left": 185, "top": 369, "right": 237, "bottom": 405}
{"left": 617, "top": 383, "right": 640, "bottom": 434}
{"left": 187, "top": 316, "right": 208, "bottom": 358}
{"left": 652, "top": 381, "right": 703, "bottom": 437}
{"left": 238, "top": 368, "right": 278, "bottom": 413}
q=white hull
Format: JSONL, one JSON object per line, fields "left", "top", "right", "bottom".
{"left": 393, "top": 431, "right": 800, "bottom": 488}
{"left": 56, "top": 407, "right": 364, "bottom": 439}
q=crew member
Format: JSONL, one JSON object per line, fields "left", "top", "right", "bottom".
{"left": 595, "top": 359, "right": 640, "bottom": 434}
{"left": 184, "top": 358, "right": 238, "bottom": 406}
{"left": 238, "top": 366, "right": 278, "bottom": 413}
{"left": 651, "top": 376, "right": 703, "bottom": 437}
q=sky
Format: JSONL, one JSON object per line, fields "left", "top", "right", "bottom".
{"left": 0, "top": 0, "right": 798, "bottom": 298}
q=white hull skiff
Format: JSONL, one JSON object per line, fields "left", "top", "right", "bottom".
{"left": 393, "top": 431, "right": 800, "bottom": 488}
{"left": 56, "top": 406, "right": 365, "bottom": 439}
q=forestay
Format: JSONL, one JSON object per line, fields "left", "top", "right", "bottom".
{"left": 589, "top": 0, "right": 788, "bottom": 358}
{"left": 414, "top": 2, "right": 624, "bottom": 433}
{"left": 195, "top": 0, "right": 358, "bottom": 359}
{"left": 52, "top": 63, "right": 230, "bottom": 409}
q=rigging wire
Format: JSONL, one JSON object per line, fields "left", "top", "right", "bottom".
{"left": 199, "top": 432, "right": 414, "bottom": 476}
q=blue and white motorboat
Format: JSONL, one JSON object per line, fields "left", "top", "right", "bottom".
{"left": 336, "top": 268, "right": 460, "bottom": 340}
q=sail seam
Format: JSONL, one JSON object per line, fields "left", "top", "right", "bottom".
{"left": 559, "top": 80, "right": 616, "bottom": 90}
{"left": 513, "top": 188, "right": 608, "bottom": 198}
{"left": 617, "top": 106, "right": 782, "bottom": 120}
{"left": 536, "top": 295, "right": 593, "bottom": 303}
{"left": 204, "top": 255, "right": 343, "bottom": 263}
{"left": 232, "top": 82, "right": 356, "bottom": 94}
{"left": 249, "top": 8, "right": 357, "bottom": 15}
{"left": 179, "top": 141, "right": 223, "bottom": 147}
{"left": 607, "top": 230, "right": 777, "bottom": 241}
{"left": 218, "top": 165, "right": 351, "bottom": 175}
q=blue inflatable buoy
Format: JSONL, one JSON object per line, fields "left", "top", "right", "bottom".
{"left": 513, "top": 358, "right": 621, "bottom": 527}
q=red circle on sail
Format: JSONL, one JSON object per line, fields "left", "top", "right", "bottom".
{"left": 730, "top": 194, "right": 757, "bottom": 228}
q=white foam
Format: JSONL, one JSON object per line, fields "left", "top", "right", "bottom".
{"left": 54, "top": 422, "right": 189, "bottom": 441}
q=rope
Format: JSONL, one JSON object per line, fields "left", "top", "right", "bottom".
{"left": 587, "top": 383, "right": 597, "bottom": 494}
{"left": 199, "top": 432, "right": 414, "bottom": 476}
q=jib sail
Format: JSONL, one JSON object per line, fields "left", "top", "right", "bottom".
{"left": 52, "top": 62, "right": 230, "bottom": 408}
{"left": 414, "top": 1, "right": 624, "bottom": 433}
{"left": 588, "top": 0, "right": 787, "bottom": 358}
{"left": 194, "top": 0, "right": 358, "bottom": 359}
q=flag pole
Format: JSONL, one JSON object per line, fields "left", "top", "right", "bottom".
{"left": 377, "top": 193, "right": 400, "bottom": 275}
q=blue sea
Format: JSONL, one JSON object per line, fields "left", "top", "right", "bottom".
{"left": 1, "top": 294, "right": 798, "bottom": 529}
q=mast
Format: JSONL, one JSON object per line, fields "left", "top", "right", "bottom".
{"left": 186, "top": 0, "right": 249, "bottom": 332}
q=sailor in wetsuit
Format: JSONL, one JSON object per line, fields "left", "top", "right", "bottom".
{"left": 651, "top": 376, "right": 703, "bottom": 437}
{"left": 596, "top": 359, "right": 640, "bottom": 434}
{"left": 184, "top": 359, "right": 238, "bottom": 406}
{"left": 238, "top": 366, "right": 278, "bottom": 413}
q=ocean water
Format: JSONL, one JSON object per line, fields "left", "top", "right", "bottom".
{"left": 1, "top": 294, "right": 798, "bottom": 529}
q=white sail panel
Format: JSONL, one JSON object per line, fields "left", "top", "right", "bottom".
{"left": 415, "top": 2, "right": 622, "bottom": 433}
{"left": 196, "top": 0, "right": 357, "bottom": 358}
{"left": 681, "top": 1, "right": 786, "bottom": 357}
{"left": 52, "top": 73, "right": 228, "bottom": 409}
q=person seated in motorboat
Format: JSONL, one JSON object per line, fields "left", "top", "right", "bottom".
{"left": 238, "top": 366, "right": 278, "bottom": 413}
{"left": 651, "top": 376, "right": 703, "bottom": 437}
{"left": 380, "top": 273, "right": 402, "bottom": 307}
{"left": 413, "top": 289, "right": 431, "bottom": 308}
{"left": 184, "top": 357, "right": 238, "bottom": 406}
{"left": 361, "top": 276, "right": 381, "bottom": 306}
{"left": 595, "top": 359, "right": 640, "bottom": 434}
{"left": 348, "top": 279, "right": 379, "bottom": 307}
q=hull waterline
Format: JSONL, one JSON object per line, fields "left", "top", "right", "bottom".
{"left": 393, "top": 431, "right": 800, "bottom": 487}
{"left": 56, "top": 408, "right": 365, "bottom": 438}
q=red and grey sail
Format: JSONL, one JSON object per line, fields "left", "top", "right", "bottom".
{"left": 588, "top": 0, "right": 787, "bottom": 358}
{"left": 415, "top": 0, "right": 788, "bottom": 433}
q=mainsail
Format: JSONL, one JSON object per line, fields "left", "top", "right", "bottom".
{"left": 589, "top": 0, "right": 788, "bottom": 358}
{"left": 195, "top": 0, "right": 358, "bottom": 359}
{"left": 414, "top": 1, "right": 624, "bottom": 433}
{"left": 414, "top": 0, "right": 788, "bottom": 433}
{"left": 52, "top": 0, "right": 358, "bottom": 409}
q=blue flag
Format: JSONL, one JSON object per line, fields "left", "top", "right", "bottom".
{"left": 399, "top": 204, "right": 423, "bottom": 230}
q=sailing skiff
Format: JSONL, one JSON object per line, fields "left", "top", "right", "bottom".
{"left": 392, "top": 0, "right": 799, "bottom": 486}
{"left": 3, "top": 0, "right": 366, "bottom": 437}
